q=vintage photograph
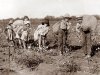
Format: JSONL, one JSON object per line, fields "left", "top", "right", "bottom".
{"left": 0, "top": 0, "right": 100, "bottom": 75}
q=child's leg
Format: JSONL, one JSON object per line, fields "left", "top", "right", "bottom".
{"left": 22, "top": 40, "right": 26, "bottom": 49}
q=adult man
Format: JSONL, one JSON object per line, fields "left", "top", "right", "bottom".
{"left": 58, "top": 14, "right": 70, "bottom": 55}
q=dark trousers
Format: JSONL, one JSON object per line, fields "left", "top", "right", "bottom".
{"left": 83, "top": 33, "right": 91, "bottom": 56}
{"left": 58, "top": 29, "right": 67, "bottom": 55}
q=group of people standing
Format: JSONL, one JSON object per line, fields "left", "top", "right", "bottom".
{"left": 55, "top": 14, "right": 83, "bottom": 56}
{"left": 5, "top": 16, "right": 31, "bottom": 49}
{"left": 34, "top": 14, "right": 73, "bottom": 55}
{"left": 58, "top": 14, "right": 71, "bottom": 55}
{"left": 5, "top": 14, "right": 83, "bottom": 56}
{"left": 5, "top": 16, "right": 50, "bottom": 50}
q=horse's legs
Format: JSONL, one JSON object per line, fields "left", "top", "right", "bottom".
{"left": 83, "top": 33, "right": 87, "bottom": 55}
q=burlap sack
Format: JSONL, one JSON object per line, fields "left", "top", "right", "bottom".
{"left": 67, "top": 32, "right": 84, "bottom": 46}
{"left": 12, "top": 20, "right": 24, "bottom": 34}
{"left": 52, "top": 21, "right": 60, "bottom": 34}
{"left": 91, "top": 20, "right": 100, "bottom": 45}
{"left": 12, "top": 20, "right": 24, "bottom": 29}
{"left": 67, "top": 22, "right": 85, "bottom": 46}
{"left": 81, "top": 15, "right": 97, "bottom": 32}
{"left": 95, "top": 20, "right": 100, "bottom": 35}
{"left": 81, "top": 15, "right": 99, "bottom": 45}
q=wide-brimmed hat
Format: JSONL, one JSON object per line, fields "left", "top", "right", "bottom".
{"left": 63, "top": 13, "right": 71, "bottom": 19}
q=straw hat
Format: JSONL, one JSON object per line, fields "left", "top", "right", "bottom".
{"left": 63, "top": 13, "right": 70, "bottom": 19}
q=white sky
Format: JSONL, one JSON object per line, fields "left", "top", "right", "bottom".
{"left": 0, "top": 0, "right": 100, "bottom": 19}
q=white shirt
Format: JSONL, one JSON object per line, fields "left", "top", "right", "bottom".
{"left": 24, "top": 21, "right": 31, "bottom": 25}
{"left": 21, "top": 30, "right": 28, "bottom": 41}
{"left": 36, "top": 24, "right": 49, "bottom": 35}
{"left": 76, "top": 23, "right": 81, "bottom": 33}
{"left": 34, "top": 24, "right": 49, "bottom": 41}
{"left": 60, "top": 20, "right": 67, "bottom": 29}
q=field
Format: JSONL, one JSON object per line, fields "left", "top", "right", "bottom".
{"left": 0, "top": 19, "right": 100, "bottom": 75}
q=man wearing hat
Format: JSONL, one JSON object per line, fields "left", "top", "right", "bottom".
{"left": 58, "top": 14, "right": 71, "bottom": 55}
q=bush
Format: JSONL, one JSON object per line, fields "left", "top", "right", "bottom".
{"left": 59, "top": 61, "right": 81, "bottom": 73}
{"left": 14, "top": 51, "right": 43, "bottom": 70}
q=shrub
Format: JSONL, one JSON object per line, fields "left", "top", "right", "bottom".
{"left": 59, "top": 61, "right": 81, "bottom": 73}
{"left": 14, "top": 51, "right": 43, "bottom": 70}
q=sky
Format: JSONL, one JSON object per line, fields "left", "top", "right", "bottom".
{"left": 0, "top": 0, "right": 100, "bottom": 19}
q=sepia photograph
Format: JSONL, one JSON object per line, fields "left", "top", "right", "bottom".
{"left": 0, "top": 0, "right": 100, "bottom": 75}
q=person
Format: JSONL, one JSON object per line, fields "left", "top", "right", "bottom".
{"left": 20, "top": 16, "right": 31, "bottom": 49}
{"left": 5, "top": 19, "right": 14, "bottom": 46}
{"left": 20, "top": 27, "right": 29, "bottom": 49}
{"left": 75, "top": 17, "right": 83, "bottom": 33}
{"left": 23, "top": 16, "right": 31, "bottom": 27}
{"left": 36, "top": 19, "right": 49, "bottom": 50}
{"left": 15, "top": 16, "right": 31, "bottom": 38}
{"left": 58, "top": 14, "right": 71, "bottom": 55}
{"left": 5, "top": 19, "right": 13, "bottom": 41}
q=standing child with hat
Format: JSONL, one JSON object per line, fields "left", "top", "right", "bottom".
{"left": 6, "top": 19, "right": 14, "bottom": 41}
{"left": 58, "top": 14, "right": 71, "bottom": 55}
{"left": 35, "top": 19, "right": 49, "bottom": 51}
{"left": 23, "top": 16, "right": 31, "bottom": 27}
{"left": 5, "top": 19, "right": 14, "bottom": 46}
{"left": 20, "top": 16, "right": 31, "bottom": 49}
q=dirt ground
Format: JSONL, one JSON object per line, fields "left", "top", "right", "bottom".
{"left": 0, "top": 22, "right": 100, "bottom": 75}
{"left": 0, "top": 32, "right": 100, "bottom": 75}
